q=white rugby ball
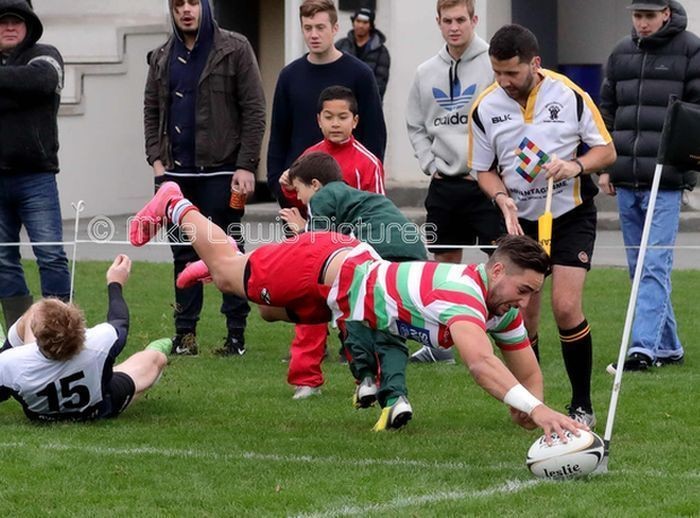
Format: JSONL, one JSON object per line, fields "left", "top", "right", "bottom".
{"left": 526, "top": 430, "right": 604, "bottom": 479}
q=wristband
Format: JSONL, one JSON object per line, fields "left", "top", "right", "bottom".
{"left": 491, "top": 191, "right": 508, "bottom": 206}
{"left": 573, "top": 158, "right": 585, "bottom": 177}
{"left": 503, "top": 384, "right": 542, "bottom": 415}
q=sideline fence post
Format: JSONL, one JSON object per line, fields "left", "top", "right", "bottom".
{"left": 69, "top": 200, "right": 85, "bottom": 304}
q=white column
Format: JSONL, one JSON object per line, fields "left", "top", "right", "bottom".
{"left": 476, "top": 0, "right": 512, "bottom": 41}
{"left": 285, "top": 0, "right": 305, "bottom": 64}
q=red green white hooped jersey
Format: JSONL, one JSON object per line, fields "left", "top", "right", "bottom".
{"left": 468, "top": 69, "right": 612, "bottom": 221}
{"left": 328, "top": 244, "right": 530, "bottom": 351}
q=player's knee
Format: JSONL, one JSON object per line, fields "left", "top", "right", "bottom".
{"left": 553, "top": 301, "right": 582, "bottom": 326}
{"left": 211, "top": 273, "right": 234, "bottom": 294}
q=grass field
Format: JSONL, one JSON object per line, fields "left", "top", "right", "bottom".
{"left": 1, "top": 261, "right": 698, "bottom": 517}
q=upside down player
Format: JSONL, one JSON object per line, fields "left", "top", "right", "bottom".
{"left": 130, "top": 182, "right": 588, "bottom": 441}
{"left": 0, "top": 255, "right": 171, "bottom": 422}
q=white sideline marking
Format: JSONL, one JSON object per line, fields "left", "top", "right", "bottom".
{"left": 2, "top": 441, "right": 695, "bottom": 483}
{"left": 291, "top": 479, "right": 541, "bottom": 518}
{"left": 0, "top": 441, "right": 516, "bottom": 472}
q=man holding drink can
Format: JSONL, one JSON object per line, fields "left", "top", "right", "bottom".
{"left": 143, "top": 0, "right": 266, "bottom": 356}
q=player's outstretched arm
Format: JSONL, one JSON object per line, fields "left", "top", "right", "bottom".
{"left": 105, "top": 255, "right": 132, "bottom": 359}
{"left": 450, "top": 321, "right": 586, "bottom": 441}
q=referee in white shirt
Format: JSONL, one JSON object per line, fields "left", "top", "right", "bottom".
{"left": 468, "top": 24, "right": 617, "bottom": 428}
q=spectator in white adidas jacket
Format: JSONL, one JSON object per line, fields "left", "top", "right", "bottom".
{"left": 405, "top": 0, "right": 504, "bottom": 363}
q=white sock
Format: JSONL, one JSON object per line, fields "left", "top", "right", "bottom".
{"left": 170, "top": 199, "right": 194, "bottom": 226}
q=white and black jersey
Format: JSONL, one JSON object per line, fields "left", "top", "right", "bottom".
{"left": 468, "top": 69, "right": 612, "bottom": 221}
{"left": 0, "top": 284, "right": 130, "bottom": 421}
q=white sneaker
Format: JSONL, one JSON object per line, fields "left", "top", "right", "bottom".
{"left": 353, "top": 376, "right": 378, "bottom": 409}
{"left": 292, "top": 386, "right": 321, "bottom": 400}
{"left": 372, "top": 395, "right": 413, "bottom": 431}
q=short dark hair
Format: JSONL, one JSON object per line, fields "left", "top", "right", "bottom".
{"left": 300, "top": 0, "right": 338, "bottom": 25}
{"left": 489, "top": 24, "right": 540, "bottom": 63}
{"left": 288, "top": 152, "right": 343, "bottom": 187}
{"left": 488, "top": 235, "right": 551, "bottom": 276}
{"left": 317, "top": 86, "right": 358, "bottom": 115}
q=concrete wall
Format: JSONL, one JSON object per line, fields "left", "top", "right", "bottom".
{"left": 56, "top": 31, "right": 168, "bottom": 219}
{"left": 29, "top": 0, "right": 170, "bottom": 219}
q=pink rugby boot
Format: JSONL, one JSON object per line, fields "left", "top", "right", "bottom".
{"left": 129, "top": 181, "right": 188, "bottom": 247}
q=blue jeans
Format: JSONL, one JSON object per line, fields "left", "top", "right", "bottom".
{"left": 616, "top": 187, "right": 684, "bottom": 361}
{"left": 0, "top": 173, "right": 70, "bottom": 299}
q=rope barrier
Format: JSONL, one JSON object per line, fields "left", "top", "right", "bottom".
{"left": 1, "top": 201, "right": 696, "bottom": 251}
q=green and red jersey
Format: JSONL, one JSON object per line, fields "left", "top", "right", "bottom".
{"left": 328, "top": 244, "right": 530, "bottom": 351}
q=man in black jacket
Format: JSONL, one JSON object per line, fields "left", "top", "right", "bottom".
{"left": 0, "top": 0, "right": 70, "bottom": 332}
{"left": 599, "top": 0, "right": 700, "bottom": 372}
{"left": 144, "top": 0, "right": 266, "bottom": 357}
{"left": 336, "top": 7, "right": 391, "bottom": 100}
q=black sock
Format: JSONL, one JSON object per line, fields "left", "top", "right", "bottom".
{"left": 559, "top": 319, "right": 593, "bottom": 411}
{"left": 530, "top": 333, "right": 540, "bottom": 363}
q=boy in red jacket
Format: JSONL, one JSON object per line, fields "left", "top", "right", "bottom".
{"left": 279, "top": 86, "right": 385, "bottom": 400}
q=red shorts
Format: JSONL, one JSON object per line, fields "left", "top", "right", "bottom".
{"left": 245, "top": 232, "right": 359, "bottom": 324}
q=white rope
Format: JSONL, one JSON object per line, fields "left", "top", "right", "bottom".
{"left": 0, "top": 240, "right": 696, "bottom": 250}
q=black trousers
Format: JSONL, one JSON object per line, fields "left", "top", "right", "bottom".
{"left": 164, "top": 174, "right": 250, "bottom": 333}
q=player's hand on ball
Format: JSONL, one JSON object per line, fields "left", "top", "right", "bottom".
{"left": 509, "top": 406, "right": 537, "bottom": 430}
{"left": 106, "top": 254, "right": 132, "bottom": 286}
{"left": 530, "top": 405, "right": 588, "bottom": 445}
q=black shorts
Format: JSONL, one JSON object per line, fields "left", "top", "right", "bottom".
{"left": 425, "top": 175, "right": 505, "bottom": 254}
{"left": 103, "top": 371, "right": 136, "bottom": 418}
{"left": 520, "top": 199, "right": 597, "bottom": 271}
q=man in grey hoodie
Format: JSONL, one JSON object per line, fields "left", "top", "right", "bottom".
{"left": 406, "top": 0, "right": 503, "bottom": 363}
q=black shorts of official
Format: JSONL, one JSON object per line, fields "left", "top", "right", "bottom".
{"left": 425, "top": 175, "right": 505, "bottom": 255}
{"left": 103, "top": 372, "right": 136, "bottom": 418}
{"left": 519, "top": 199, "right": 597, "bottom": 271}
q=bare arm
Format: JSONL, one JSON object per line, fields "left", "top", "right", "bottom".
{"left": 543, "top": 143, "right": 617, "bottom": 182}
{"left": 450, "top": 321, "right": 587, "bottom": 440}
{"left": 501, "top": 346, "right": 543, "bottom": 430}
{"left": 477, "top": 170, "right": 523, "bottom": 235}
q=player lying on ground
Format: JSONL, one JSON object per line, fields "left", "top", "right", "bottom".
{"left": 129, "top": 182, "right": 587, "bottom": 441}
{"left": 0, "top": 255, "right": 171, "bottom": 421}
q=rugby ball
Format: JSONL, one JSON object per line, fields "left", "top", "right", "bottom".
{"left": 526, "top": 430, "right": 604, "bottom": 479}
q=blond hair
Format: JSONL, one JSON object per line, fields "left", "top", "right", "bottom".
{"left": 31, "top": 299, "right": 86, "bottom": 361}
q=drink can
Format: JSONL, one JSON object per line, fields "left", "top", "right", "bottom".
{"left": 229, "top": 188, "right": 246, "bottom": 210}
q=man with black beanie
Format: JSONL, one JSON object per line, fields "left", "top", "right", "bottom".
{"left": 336, "top": 7, "right": 391, "bottom": 100}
